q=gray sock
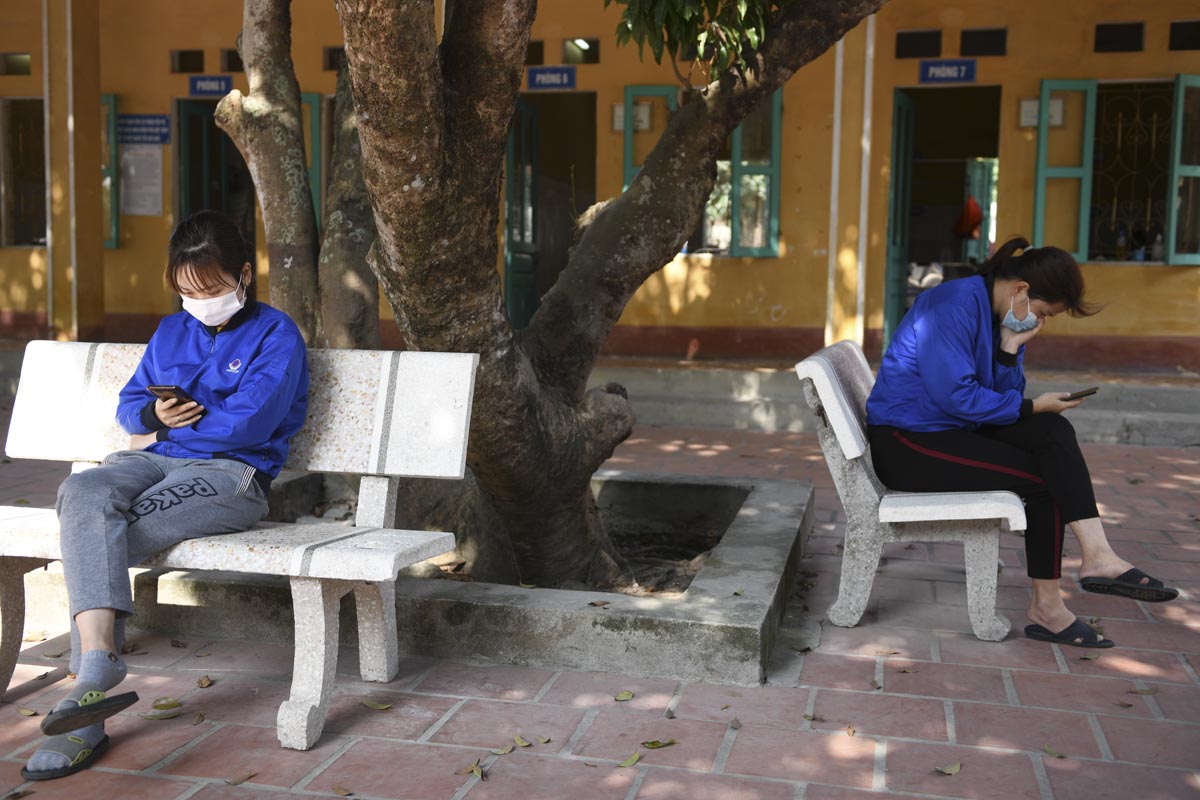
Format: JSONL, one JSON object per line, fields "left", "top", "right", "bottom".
{"left": 72, "top": 649, "right": 127, "bottom": 695}
{"left": 25, "top": 722, "right": 105, "bottom": 774}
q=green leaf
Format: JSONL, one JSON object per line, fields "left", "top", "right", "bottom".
{"left": 618, "top": 752, "right": 641, "bottom": 767}
{"left": 514, "top": 734, "right": 532, "bottom": 747}
{"left": 152, "top": 697, "right": 182, "bottom": 710}
{"left": 640, "top": 738, "right": 677, "bottom": 749}
{"left": 360, "top": 699, "right": 393, "bottom": 710}
{"left": 454, "top": 759, "right": 480, "bottom": 776}
{"left": 491, "top": 744, "right": 514, "bottom": 755}
{"left": 139, "top": 708, "right": 183, "bottom": 720}
{"left": 536, "top": 735, "right": 551, "bottom": 744}
{"left": 1043, "top": 744, "right": 1066, "bottom": 759}
{"left": 935, "top": 762, "right": 962, "bottom": 776}
{"left": 615, "top": 690, "right": 635, "bottom": 702}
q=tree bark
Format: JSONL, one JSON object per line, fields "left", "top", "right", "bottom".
{"left": 216, "top": 0, "right": 320, "bottom": 343}
{"left": 318, "top": 63, "right": 380, "bottom": 349}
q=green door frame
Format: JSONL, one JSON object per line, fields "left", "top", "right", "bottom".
{"left": 1167, "top": 74, "right": 1200, "bottom": 265}
{"left": 883, "top": 88, "right": 915, "bottom": 348}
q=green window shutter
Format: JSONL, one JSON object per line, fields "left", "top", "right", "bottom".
{"left": 101, "top": 93, "right": 119, "bottom": 249}
{"left": 1032, "top": 79, "right": 1095, "bottom": 262}
{"left": 1166, "top": 74, "right": 1200, "bottom": 265}
{"left": 622, "top": 85, "right": 677, "bottom": 191}
{"left": 730, "top": 89, "right": 782, "bottom": 258}
{"left": 301, "top": 92, "right": 322, "bottom": 232}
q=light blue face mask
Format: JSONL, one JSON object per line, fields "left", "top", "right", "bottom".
{"left": 1001, "top": 293, "right": 1039, "bottom": 333}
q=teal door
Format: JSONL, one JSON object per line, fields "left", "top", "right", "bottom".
{"left": 504, "top": 99, "right": 538, "bottom": 328}
{"left": 178, "top": 100, "right": 255, "bottom": 246}
{"left": 964, "top": 157, "right": 998, "bottom": 264}
{"left": 883, "top": 89, "right": 915, "bottom": 348}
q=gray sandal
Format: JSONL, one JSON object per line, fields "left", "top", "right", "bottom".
{"left": 21, "top": 734, "right": 110, "bottom": 781}
{"left": 40, "top": 682, "right": 138, "bottom": 736}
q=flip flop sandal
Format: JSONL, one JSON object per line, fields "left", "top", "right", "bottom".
{"left": 1080, "top": 568, "right": 1179, "bottom": 603}
{"left": 21, "top": 734, "right": 110, "bottom": 781}
{"left": 1024, "top": 616, "right": 1114, "bottom": 648}
{"left": 40, "top": 684, "right": 138, "bottom": 736}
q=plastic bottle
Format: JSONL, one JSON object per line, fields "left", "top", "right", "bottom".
{"left": 1151, "top": 233, "right": 1165, "bottom": 261}
{"left": 1115, "top": 227, "right": 1128, "bottom": 260}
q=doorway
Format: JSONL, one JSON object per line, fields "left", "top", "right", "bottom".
{"left": 884, "top": 86, "right": 1001, "bottom": 344}
{"left": 504, "top": 92, "right": 596, "bottom": 328}
{"left": 177, "top": 100, "right": 255, "bottom": 247}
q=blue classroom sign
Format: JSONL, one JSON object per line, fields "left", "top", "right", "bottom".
{"left": 527, "top": 66, "right": 576, "bottom": 90}
{"left": 117, "top": 114, "right": 171, "bottom": 145}
{"left": 189, "top": 75, "right": 233, "bottom": 96}
{"left": 919, "top": 59, "right": 976, "bottom": 84}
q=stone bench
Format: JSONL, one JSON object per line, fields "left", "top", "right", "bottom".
{"left": 0, "top": 340, "right": 478, "bottom": 749}
{"left": 795, "top": 341, "right": 1024, "bottom": 642}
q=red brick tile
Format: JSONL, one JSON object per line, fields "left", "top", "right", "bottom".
{"left": 812, "top": 625, "right": 932, "bottom": 660}
{"left": 1, "top": 662, "right": 70, "bottom": 706}
{"left": 937, "top": 633, "right": 1060, "bottom": 672}
{"left": 951, "top": 701, "right": 1102, "bottom": 758}
{"left": 1101, "top": 528, "right": 1179, "bottom": 545}
{"left": 178, "top": 677, "right": 292, "bottom": 727}
{"left": 724, "top": 724, "right": 876, "bottom": 787}
{"left": 413, "top": 662, "right": 556, "bottom": 701}
{"left": 538, "top": 671, "right": 678, "bottom": 713}
{"left": 158, "top": 723, "right": 349, "bottom": 787}
{"left": 1098, "top": 715, "right": 1200, "bottom": 768}
{"left": 797, "top": 652, "right": 877, "bottom": 691}
{"left": 868, "top": 600, "right": 979, "bottom": 635}
{"left": 1062, "top": 646, "right": 1194, "bottom": 684}
{"left": 883, "top": 740, "right": 1041, "bottom": 800}
{"left": 573, "top": 708, "right": 727, "bottom": 770}
{"left": 806, "top": 787, "right": 926, "bottom": 800}
{"left": 635, "top": 770, "right": 794, "bottom": 800}
{"left": 1144, "top": 681, "right": 1200, "bottom": 723}
{"left": 934, "top": 581, "right": 1030, "bottom": 610}
{"left": 306, "top": 739, "right": 482, "bottom": 799}
{"left": 673, "top": 683, "right": 810, "bottom": 730}
{"left": 1145, "top": 595, "right": 1200, "bottom": 627}
{"left": 466, "top": 752, "right": 635, "bottom": 799}
{"left": 115, "top": 631, "right": 217, "bottom": 670}
{"left": 883, "top": 660, "right": 1008, "bottom": 703}
{"left": 336, "top": 653, "right": 437, "bottom": 687}
{"left": 1042, "top": 754, "right": 1200, "bottom": 800}
{"left": 1057, "top": 590, "right": 1150, "bottom": 621}
{"left": 430, "top": 699, "right": 586, "bottom": 750}
{"left": 810, "top": 690, "right": 947, "bottom": 741}
{"left": 164, "top": 639, "right": 295, "bottom": 678}
{"left": 1089, "top": 619, "right": 1200, "bottom": 653}
{"left": 0, "top": 762, "right": 26, "bottom": 794}
{"left": 323, "top": 690, "right": 458, "bottom": 739}
{"left": 48, "top": 710, "right": 214, "bottom": 770}
{"left": 0, "top": 701, "right": 45, "bottom": 754}
{"left": 8, "top": 770, "right": 193, "bottom": 799}
{"left": 187, "top": 785, "right": 291, "bottom": 800}
{"left": 1010, "top": 671, "right": 1155, "bottom": 717}
{"left": 1149, "top": 544, "right": 1200, "bottom": 562}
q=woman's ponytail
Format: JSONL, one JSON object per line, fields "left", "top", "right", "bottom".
{"left": 976, "top": 236, "right": 1030, "bottom": 276}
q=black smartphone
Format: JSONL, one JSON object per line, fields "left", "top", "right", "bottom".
{"left": 1064, "top": 386, "right": 1098, "bottom": 401}
{"left": 147, "top": 385, "right": 198, "bottom": 405}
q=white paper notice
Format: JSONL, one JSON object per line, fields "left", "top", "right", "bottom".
{"left": 119, "top": 144, "right": 163, "bottom": 216}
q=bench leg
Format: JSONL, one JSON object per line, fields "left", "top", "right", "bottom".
{"left": 353, "top": 580, "right": 398, "bottom": 683}
{"left": 277, "top": 577, "right": 347, "bottom": 750}
{"left": 0, "top": 557, "right": 49, "bottom": 698}
{"left": 826, "top": 526, "right": 884, "bottom": 629}
{"left": 963, "top": 531, "right": 1011, "bottom": 642}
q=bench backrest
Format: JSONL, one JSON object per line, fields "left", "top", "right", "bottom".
{"left": 5, "top": 341, "right": 478, "bottom": 480}
{"left": 794, "top": 341, "right": 886, "bottom": 512}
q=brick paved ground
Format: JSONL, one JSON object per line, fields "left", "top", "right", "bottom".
{"left": 2, "top": 426, "right": 1198, "bottom": 799}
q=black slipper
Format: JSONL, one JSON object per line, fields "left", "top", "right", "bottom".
{"left": 21, "top": 734, "right": 110, "bottom": 781}
{"left": 40, "top": 689, "right": 139, "bottom": 736}
{"left": 1080, "top": 568, "right": 1179, "bottom": 603}
{"left": 1025, "top": 617, "right": 1114, "bottom": 648}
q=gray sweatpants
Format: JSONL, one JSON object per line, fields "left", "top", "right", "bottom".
{"left": 56, "top": 450, "right": 268, "bottom": 671}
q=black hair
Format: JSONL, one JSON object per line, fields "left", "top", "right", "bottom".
{"left": 976, "top": 236, "right": 1097, "bottom": 318}
{"left": 166, "top": 210, "right": 255, "bottom": 301}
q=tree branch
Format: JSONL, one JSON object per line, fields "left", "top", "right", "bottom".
{"left": 215, "top": 0, "right": 320, "bottom": 342}
{"left": 521, "top": 0, "right": 886, "bottom": 397}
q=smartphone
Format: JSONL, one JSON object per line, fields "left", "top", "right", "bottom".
{"left": 1064, "top": 386, "right": 1098, "bottom": 401}
{"left": 147, "top": 385, "right": 198, "bottom": 405}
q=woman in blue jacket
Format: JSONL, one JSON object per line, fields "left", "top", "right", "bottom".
{"left": 866, "top": 237, "right": 1176, "bottom": 649}
{"left": 23, "top": 211, "right": 308, "bottom": 780}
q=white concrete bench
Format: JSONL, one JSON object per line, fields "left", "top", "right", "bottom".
{"left": 795, "top": 341, "right": 1024, "bottom": 642}
{"left": 0, "top": 340, "right": 478, "bottom": 749}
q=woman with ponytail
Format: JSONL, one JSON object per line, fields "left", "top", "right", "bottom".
{"left": 865, "top": 236, "right": 1177, "bottom": 649}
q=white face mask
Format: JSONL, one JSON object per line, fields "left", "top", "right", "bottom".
{"left": 182, "top": 277, "right": 245, "bottom": 327}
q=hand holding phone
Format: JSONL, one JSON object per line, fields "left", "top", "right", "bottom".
{"left": 147, "top": 385, "right": 197, "bottom": 405}
{"left": 1063, "top": 387, "right": 1098, "bottom": 402}
{"left": 147, "top": 385, "right": 204, "bottom": 428}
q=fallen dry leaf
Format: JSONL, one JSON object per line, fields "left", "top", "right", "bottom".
{"left": 618, "top": 752, "right": 640, "bottom": 767}
{"left": 871, "top": 680, "right": 882, "bottom": 690}
{"left": 152, "top": 697, "right": 182, "bottom": 710}
{"left": 491, "top": 745, "right": 514, "bottom": 755}
{"left": 733, "top": 588, "right": 744, "bottom": 596}
{"left": 640, "top": 738, "right": 677, "bottom": 749}
{"left": 588, "top": 600, "right": 610, "bottom": 607}
{"left": 197, "top": 675, "right": 214, "bottom": 689}
{"left": 139, "top": 708, "right": 183, "bottom": 720}
{"left": 614, "top": 690, "right": 634, "bottom": 702}
{"left": 875, "top": 649, "right": 899, "bottom": 655}
{"left": 1079, "top": 654, "right": 1100, "bottom": 661}
{"left": 5, "top": 790, "right": 37, "bottom": 799}
{"left": 472, "top": 764, "right": 485, "bottom": 780}
{"left": 846, "top": 724, "right": 856, "bottom": 737}
{"left": 935, "top": 762, "right": 962, "bottom": 776}
{"left": 664, "top": 708, "right": 676, "bottom": 719}
{"left": 519, "top": 583, "right": 536, "bottom": 589}
{"left": 120, "top": 641, "right": 141, "bottom": 655}
{"left": 331, "top": 788, "right": 354, "bottom": 797}
{"left": 34, "top": 672, "right": 49, "bottom": 680}
{"left": 514, "top": 734, "right": 531, "bottom": 747}
{"left": 535, "top": 735, "right": 551, "bottom": 744}
{"left": 730, "top": 717, "right": 742, "bottom": 730}
{"left": 226, "top": 771, "right": 257, "bottom": 786}
{"left": 454, "top": 759, "right": 481, "bottom": 776}
{"left": 43, "top": 649, "right": 68, "bottom": 659}
{"left": 170, "top": 640, "right": 188, "bottom": 648}
{"left": 1115, "top": 701, "right": 1135, "bottom": 708}
{"left": 1043, "top": 745, "right": 1066, "bottom": 759}
{"left": 21, "top": 631, "right": 46, "bottom": 643}
{"left": 17, "top": 707, "right": 37, "bottom": 717}
{"left": 1128, "top": 688, "right": 1159, "bottom": 696}
{"left": 803, "top": 714, "right": 827, "bottom": 722}
{"left": 360, "top": 699, "right": 393, "bottom": 710}
{"left": 192, "top": 712, "right": 205, "bottom": 726}
{"left": 720, "top": 704, "right": 730, "bottom": 710}
{"left": 898, "top": 668, "right": 916, "bottom": 673}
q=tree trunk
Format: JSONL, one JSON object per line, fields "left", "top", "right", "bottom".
{"left": 215, "top": 0, "right": 320, "bottom": 343}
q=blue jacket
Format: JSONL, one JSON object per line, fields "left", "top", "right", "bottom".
{"left": 117, "top": 299, "right": 309, "bottom": 482}
{"left": 866, "top": 275, "right": 1029, "bottom": 432}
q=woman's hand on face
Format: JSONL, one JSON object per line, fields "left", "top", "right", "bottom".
{"left": 1032, "top": 391, "right": 1084, "bottom": 415}
{"left": 129, "top": 432, "right": 157, "bottom": 450}
{"left": 999, "top": 315, "right": 1045, "bottom": 354}
{"left": 154, "top": 397, "right": 205, "bottom": 428}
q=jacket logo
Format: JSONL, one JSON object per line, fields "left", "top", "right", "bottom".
{"left": 227, "top": 358, "right": 242, "bottom": 374}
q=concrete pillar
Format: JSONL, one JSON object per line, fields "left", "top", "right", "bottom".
{"left": 43, "top": 0, "right": 104, "bottom": 340}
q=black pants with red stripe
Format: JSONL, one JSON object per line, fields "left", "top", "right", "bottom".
{"left": 867, "top": 414, "right": 1099, "bottom": 580}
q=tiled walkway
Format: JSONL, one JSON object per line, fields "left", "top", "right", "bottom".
{"left": 2, "top": 426, "right": 1198, "bottom": 799}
